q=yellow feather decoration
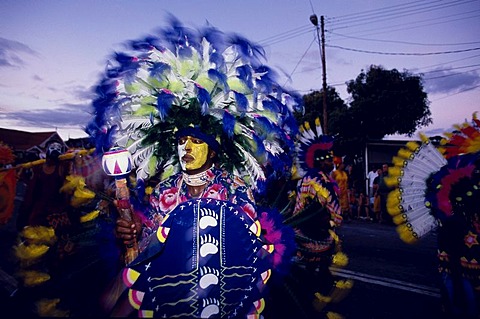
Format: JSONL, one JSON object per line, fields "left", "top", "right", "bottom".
{"left": 70, "top": 196, "right": 92, "bottom": 208}
{"left": 80, "top": 210, "right": 100, "bottom": 223}
{"left": 386, "top": 190, "right": 402, "bottom": 216}
{"left": 15, "top": 243, "right": 50, "bottom": 260}
{"left": 384, "top": 175, "right": 399, "bottom": 188}
{"left": 326, "top": 312, "right": 344, "bottom": 319}
{"left": 18, "top": 270, "right": 51, "bottom": 287}
{"left": 332, "top": 252, "right": 349, "bottom": 267}
{"left": 73, "top": 187, "right": 96, "bottom": 199}
{"left": 313, "top": 292, "right": 331, "bottom": 312}
{"left": 419, "top": 133, "right": 430, "bottom": 143}
{"left": 397, "top": 148, "right": 414, "bottom": 160}
{"left": 303, "top": 121, "right": 311, "bottom": 131}
{"left": 392, "top": 156, "right": 406, "bottom": 168}
{"left": 396, "top": 224, "right": 417, "bottom": 244}
{"left": 405, "top": 141, "right": 420, "bottom": 152}
{"left": 21, "top": 226, "right": 56, "bottom": 245}
{"left": 35, "top": 298, "right": 69, "bottom": 317}
{"left": 392, "top": 213, "right": 408, "bottom": 225}
{"left": 145, "top": 186, "right": 153, "bottom": 195}
{"left": 330, "top": 279, "right": 354, "bottom": 303}
{"left": 60, "top": 175, "right": 86, "bottom": 194}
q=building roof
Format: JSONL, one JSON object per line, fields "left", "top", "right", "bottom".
{"left": 0, "top": 128, "right": 66, "bottom": 152}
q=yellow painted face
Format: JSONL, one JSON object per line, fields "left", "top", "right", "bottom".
{"left": 177, "top": 136, "right": 209, "bottom": 171}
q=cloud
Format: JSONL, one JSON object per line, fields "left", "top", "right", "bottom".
{"left": 32, "top": 74, "right": 43, "bottom": 81}
{"left": 0, "top": 37, "right": 38, "bottom": 68}
{"left": 423, "top": 67, "right": 480, "bottom": 94}
{"left": 70, "top": 84, "right": 96, "bottom": 101}
{"left": 0, "top": 103, "right": 92, "bottom": 130}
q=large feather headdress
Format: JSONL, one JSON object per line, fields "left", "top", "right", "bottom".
{"left": 85, "top": 15, "right": 303, "bottom": 190}
{"left": 295, "top": 117, "right": 334, "bottom": 177}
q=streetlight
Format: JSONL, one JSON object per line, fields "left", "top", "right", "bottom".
{"left": 310, "top": 14, "right": 328, "bottom": 134}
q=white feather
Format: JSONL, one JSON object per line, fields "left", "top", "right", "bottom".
{"left": 395, "top": 140, "right": 446, "bottom": 240}
{"left": 234, "top": 142, "right": 265, "bottom": 185}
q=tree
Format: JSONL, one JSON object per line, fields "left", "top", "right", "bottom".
{"left": 345, "top": 65, "right": 431, "bottom": 138}
{"left": 300, "top": 86, "right": 347, "bottom": 134}
{"left": 301, "top": 65, "right": 432, "bottom": 161}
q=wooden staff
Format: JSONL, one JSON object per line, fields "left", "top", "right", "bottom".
{"left": 102, "top": 147, "right": 139, "bottom": 264}
{"left": 0, "top": 148, "right": 95, "bottom": 172}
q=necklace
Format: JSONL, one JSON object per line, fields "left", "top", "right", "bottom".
{"left": 182, "top": 169, "right": 210, "bottom": 186}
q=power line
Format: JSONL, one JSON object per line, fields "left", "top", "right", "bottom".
{"left": 329, "top": 0, "right": 475, "bottom": 29}
{"left": 327, "top": 45, "right": 480, "bottom": 56}
{"left": 423, "top": 68, "right": 480, "bottom": 80}
{"left": 283, "top": 36, "right": 316, "bottom": 86}
{"left": 420, "top": 53, "right": 480, "bottom": 69}
{"left": 328, "top": 0, "right": 444, "bottom": 21}
{"left": 328, "top": 12, "right": 480, "bottom": 41}
{"left": 328, "top": 30, "right": 480, "bottom": 47}
{"left": 421, "top": 63, "right": 480, "bottom": 75}
{"left": 432, "top": 83, "right": 480, "bottom": 101}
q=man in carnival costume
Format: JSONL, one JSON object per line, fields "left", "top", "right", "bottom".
{"left": 266, "top": 118, "right": 351, "bottom": 318}
{"left": 17, "top": 139, "right": 71, "bottom": 230}
{"left": 86, "top": 15, "right": 301, "bottom": 318}
{"left": 385, "top": 113, "right": 480, "bottom": 319}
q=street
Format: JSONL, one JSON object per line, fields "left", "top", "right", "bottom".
{"left": 331, "top": 219, "right": 446, "bottom": 319}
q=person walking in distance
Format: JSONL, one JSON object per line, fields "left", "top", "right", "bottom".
{"left": 376, "top": 164, "right": 391, "bottom": 224}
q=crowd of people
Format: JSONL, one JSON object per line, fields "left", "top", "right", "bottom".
{"left": 328, "top": 161, "right": 393, "bottom": 224}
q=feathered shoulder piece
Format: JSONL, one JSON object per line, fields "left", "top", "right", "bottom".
{"left": 85, "top": 15, "right": 303, "bottom": 190}
{"left": 387, "top": 112, "right": 480, "bottom": 244}
{"left": 295, "top": 117, "right": 334, "bottom": 176}
{"left": 386, "top": 134, "right": 446, "bottom": 243}
{"left": 439, "top": 112, "right": 480, "bottom": 159}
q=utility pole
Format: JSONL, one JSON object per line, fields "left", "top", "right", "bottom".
{"left": 310, "top": 14, "right": 328, "bottom": 134}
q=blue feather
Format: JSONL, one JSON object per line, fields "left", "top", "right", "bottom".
{"left": 159, "top": 13, "right": 202, "bottom": 57}
{"left": 255, "top": 178, "right": 267, "bottom": 196}
{"left": 195, "top": 84, "right": 211, "bottom": 115}
{"left": 266, "top": 95, "right": 288, "bottom": 114}
{"left": 283, "top": 112, "right": 300, "bottom": 136}
{"left": 157, "top": 89, "right": 176, "bottom": 121}
{"left": 114, "top": 53, "right": 140, "bottom": 84}
{"left": 261, "top": 99, "right": 280, "bottom": 113}
{"left": 149, "top": 112, "right": 155, "bottom": 125}
{"left": 255, "top": 66, "right": 275, "bottom": 94}
{"left": 236, "top": 65, "right": 254, "bottom": 90}
{"left": 177, "top": 46, "right": 193, "bottom": 59}
{"left": 128, "top": 39, "right": 154, "bottom": 51}
{"left": 222, "top": 111, "right": 236, "bottom": 138}
{"left": 252, "top": 133, "right": 266, "bottom": 158}
{"left": 94, "top": 79, "right": 117, "bottom": 99}
{"left": 233, "top": 91, "right": 248, "bottom": 113}
{"left": 209, "top": 52, "right": 225, "bottom": 70}
{"left": 200, "top": 25, "right": 227, "bottom": 53}
{"left": 150, "top": 62, "right": 171, "bottom": 78}
{"left": 228, "top": 34, "right": 265, "bottom": 67}
{"left": 208, "top": 69, "right": 229, "bottom": 93}
{"left": 254, "top": 116, "right": 275, "bottom": 139}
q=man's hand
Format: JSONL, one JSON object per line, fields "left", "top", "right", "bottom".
{"left": 114, "top": 203, "right": 142, "bottom": 247}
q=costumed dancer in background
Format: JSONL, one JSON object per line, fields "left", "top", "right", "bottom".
{"left": 386, "top": 112, "right": 480, "bottom": 319}
{"left": 17, "top": 139, "right": 72, "bottom": 234}
{"left": 10, "top": 144, "right": 121, "bottom": 317}
{"left": 268, "top": 118, "right": 352, "bottom": 319}
{"left": 86, "top": 15, "right": 302, "bottom": 318}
